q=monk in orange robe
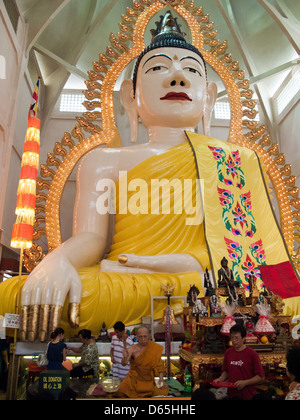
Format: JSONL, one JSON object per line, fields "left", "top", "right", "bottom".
{"left": 116, "top": 327, "right": 168, "bottom": 398}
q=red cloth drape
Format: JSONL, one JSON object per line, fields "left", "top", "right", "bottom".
{"left": 259, "top": 261, "right": 300, "bottom": 299}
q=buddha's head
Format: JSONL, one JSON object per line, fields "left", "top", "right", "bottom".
{"left": 121, "top": 12, "right": 217, "bottom": 142}
{"left": 221, "top": 256, "right": 228, "bottom": 268}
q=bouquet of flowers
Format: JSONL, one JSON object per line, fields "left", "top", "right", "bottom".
{"left": 254, "top": 302, "right": 275, "bottom": 335}
{"left": 220, "top": 302, "right": 238, "bottom": 335}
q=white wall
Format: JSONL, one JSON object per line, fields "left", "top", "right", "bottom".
{"left": 0, "top": 3, "right": 29, "bottom": 258}
{"left": 278, "top": 100, "right": 300, "bottom": 188}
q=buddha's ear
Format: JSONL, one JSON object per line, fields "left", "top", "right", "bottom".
{"left": 202, "top": 81, "right": 218, "bottom": 137}
{"left": 120, "top": 79, "right": 139, "bottom": 143}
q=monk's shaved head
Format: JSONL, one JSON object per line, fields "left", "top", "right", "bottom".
{"left": 136, "top": 327, "right": 150, "bottom": 346}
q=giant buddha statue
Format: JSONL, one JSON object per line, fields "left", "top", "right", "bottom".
{"left": 0, "top": 11, "right": 293, "bottom": 342}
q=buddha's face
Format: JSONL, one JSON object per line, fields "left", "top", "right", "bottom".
{"left": 221, "top": 258, "right": 228, "bottom": 268}
{"left": 134, "top": 47, "right": 208, "bottom": 128}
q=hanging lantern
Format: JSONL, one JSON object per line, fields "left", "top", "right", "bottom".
{"left": 11, "top": 79, "right": 41, "bottom": 250}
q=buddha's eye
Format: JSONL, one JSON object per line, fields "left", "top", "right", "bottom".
{"left": 145, "top": 65, "right": 168, "bottom": 74}
{"left": 184, "top": 67, "right": 202, "bottom": 76}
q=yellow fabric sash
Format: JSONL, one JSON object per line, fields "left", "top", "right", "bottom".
{"left": 186, "top": 132, "right": 292, "bottom": 290}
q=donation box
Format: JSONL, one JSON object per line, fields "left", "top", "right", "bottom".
{"left": 39, "top": 370, "right": 70, "bottom": 397}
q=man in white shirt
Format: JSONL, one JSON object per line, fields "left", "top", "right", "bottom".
{"left": 110, "top": 321, "right": 133, "bottom": 380}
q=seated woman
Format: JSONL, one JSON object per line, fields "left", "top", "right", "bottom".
{"left": 68, "top": 329, "right": 99, "bottom": 378}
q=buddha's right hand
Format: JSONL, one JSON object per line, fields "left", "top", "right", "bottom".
{"left": 20, "top": 252, "right": 82, "bottom": 342}
{"left": 117, "top": 253, "right": 204, "bottom": 274}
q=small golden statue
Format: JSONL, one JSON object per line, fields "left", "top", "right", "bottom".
{"left": 161, "top": 282, "right": 176, "bottom": 297}
{"left": 270, "top": 292, "right": 285, "bottom": 316}
{"left": 160, "top": 282, "right": 178, "bottom": 325}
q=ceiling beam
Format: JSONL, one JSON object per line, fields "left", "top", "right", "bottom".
{"left": 23, "top": 0, "right": 73, "bottom": 55}
{"left": 214, "top": 0, "right": 279, "bottom": 141}
{"left": 214, "top": 0, "right": 258, "bottom": 78}
{"left": 33, "top": 44, "right": 87, "bottom": 80}
{"left": 217, "top": 58, "right": 299, "bottom": 98}
{"left": 70, "top": 0, "right": 120, "bottom": 61}
{"left": 250, "top": 58, "right": 299, "bottom": 84}
{"left": 257, "top": 0, "right": 300, "bottom": 54}
{"left": 33, "top": 0, "right": 119, "bottom": 132}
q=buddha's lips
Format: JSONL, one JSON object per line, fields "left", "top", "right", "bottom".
{"left": 160, "top": 92, "right": 192, "bottom": 101}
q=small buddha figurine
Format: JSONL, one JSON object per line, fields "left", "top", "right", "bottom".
{"left": 97, "top": 322, "right": 110, "bottom": 342}
{"left": 202, "top": 326, "right": 224, "bottom": 354}
{"left": 210, "top": 293, "right": 222, "bottom": 317}
{"left": 218, "top": 257, "right": 239, "bottom": 288}
{"left": 274, "top": 320, "right": 292, "bottom": 352}
{"left": 270, "top": 292, "right": 285, "bottom": 316}
{"left": 218, "top": 257, "right": 241, "bottom": 304}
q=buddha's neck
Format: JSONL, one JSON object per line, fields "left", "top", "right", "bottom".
{"left": 147, "top": 126, "right": 195, "bottom": 146}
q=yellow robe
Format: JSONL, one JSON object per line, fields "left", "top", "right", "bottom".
{"left": 106, "top": 139, "right": 208, "bottom": 266}
{"left": 116, "top": 340, "right": 168, "bottom": 398}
